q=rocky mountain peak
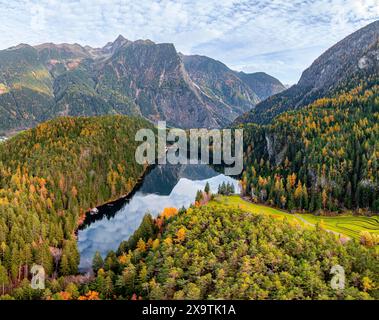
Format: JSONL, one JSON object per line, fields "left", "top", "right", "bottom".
{"left": 298, "top": 20, "right": 379, "bottom": 92}
{"left": 235, "top": 20, "right": 379, "bottom": 125}
{"left": 101, "top": 34, "right": 131, "bottom": 56}
{"left": 0, "top": 34, "right": 285, "bottom": 133}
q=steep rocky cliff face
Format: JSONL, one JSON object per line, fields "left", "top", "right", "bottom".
{"left": 96, "top": 42, "right": 231, "bottom": 128}
{"left": 0, "top": 36, "right": 284, "bottom": 134}
{"left": 235, "top": 20, "right": 379, "bottom": 125}
{"left": 182, "top": 55, "right": 261, "bottom": 114}
{"left": 236, "top": 71, "right": 286, "bottom": 101}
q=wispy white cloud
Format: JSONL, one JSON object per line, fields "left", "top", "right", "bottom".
{"left": 0, "top": 0, "right": 377, "bottom": 83}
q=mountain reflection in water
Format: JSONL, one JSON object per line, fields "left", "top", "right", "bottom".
{"left": 78, "top": 163, "right": 240, "bottom": 271}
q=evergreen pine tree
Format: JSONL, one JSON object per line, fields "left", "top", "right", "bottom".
{"left": 59, "top": 254, "right": 70, "bottom": 276}
{"left": 204, "top": 182, "right": 210, "bottom": 194}
{"left": 92, "top": 251, "right": 104, "bottom": 274}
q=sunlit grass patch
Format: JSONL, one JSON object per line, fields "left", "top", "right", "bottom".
{"left": 300, "top": 214, "right": 379, "bottom": 240}
{"left": 210, "top": 195, "right": 303, "bottom": 224}
{"left": 209, "top": 195, "right": 379, "bottom": 241}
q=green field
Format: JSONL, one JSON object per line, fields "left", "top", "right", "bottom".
{"left": 210, "top": 195, "right": 301, "bottom": 222}
{"left": 300, "top": 214, "right": 379, "bottom": 239}
{"left": 211, "top": 195, "right": 379, "bottom": 241}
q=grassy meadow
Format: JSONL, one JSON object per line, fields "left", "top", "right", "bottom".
{"left": 210, "top": 195, "right": 379, "bottom": 241}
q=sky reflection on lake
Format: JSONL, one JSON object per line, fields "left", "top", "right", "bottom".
{"left": 78, "top": 165, "right": 239, "bottom": 271}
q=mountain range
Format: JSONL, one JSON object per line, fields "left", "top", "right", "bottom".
{"left": 0, "top": 18, "right": 378, "bottom": 301}
{"left": 0, "top": 36, "right": 285, "bottom": 135}
{"left": 2, "top": 21, "right": 377, "bottom": 136}
{"left": 235, "top": 20, "right": 379, "bottom": 125}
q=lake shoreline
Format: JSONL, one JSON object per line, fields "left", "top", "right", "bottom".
{"left": 77, "top": 164, "right": 153, "bottom": 229}
{"left": 77, "top": 162, "right": 240, "bottom": 271}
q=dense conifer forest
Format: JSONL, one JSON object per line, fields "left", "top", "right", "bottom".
{"left": 0, "top": 115, "right": 153, "bottom": 295}
{"left": 69, "top": 198, "right": 379, "bottom": 300}
{"left": 240, "top": 80, "right": 379, "bottom": 214}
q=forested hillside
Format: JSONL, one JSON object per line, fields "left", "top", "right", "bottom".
{"left": 65, "top": 198, "right": 378, "bottom": 300}
{"left": 0, "top": 20, "right": 377, "bottom": 301}
{"left": 239, "top": 78, "right": 379, "bottom": 213}
{"left": 0, "top": 115, "right": 153, "bottom": 292}
{"left": 235, "top": 20, "right": 378, "bottom": 125}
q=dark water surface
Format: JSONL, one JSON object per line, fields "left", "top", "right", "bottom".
{"left": 78, "top": 163, "right": 240, "bottom": 271}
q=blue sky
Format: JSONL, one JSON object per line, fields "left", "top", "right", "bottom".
{"left": 0, "top": 0, "right": 378, "bottom": 84}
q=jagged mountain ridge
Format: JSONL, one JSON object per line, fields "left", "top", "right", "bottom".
{"left": 235, "top": 20, "right": 379, "bottom": 125}
{"left": 0, "top": 36, "right": 285, "bottom": 134}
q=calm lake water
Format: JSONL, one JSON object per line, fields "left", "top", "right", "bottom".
{"left": 77, "top": 162, "right": 240, "bottom": 271}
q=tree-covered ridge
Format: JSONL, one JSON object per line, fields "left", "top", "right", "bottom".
{"left": 0, "top": 115, "right": 153, "bottom": 292}
{"left": 79, "top": 198, "right": 379, "bottom": 300}
{"left": 240, "top": 81, "right": 379, "bottom": 213}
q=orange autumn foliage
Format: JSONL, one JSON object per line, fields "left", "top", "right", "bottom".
{"left": 175, "top": 227, "right": 186, "bottom": 243}
{"left": 161, "top": 207, "right": 178, "bottom": 219}
{"left": 58, "top": 291, "right": 72, "bottom": 300}
{"left": 118, "top": 254, "right": 128, "bottom": 265}
{"left": 78, "top": 290, "right": 100, "bottom": 300}
{"left": 156, "top": 207, "right": 179, "bottom": 230}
